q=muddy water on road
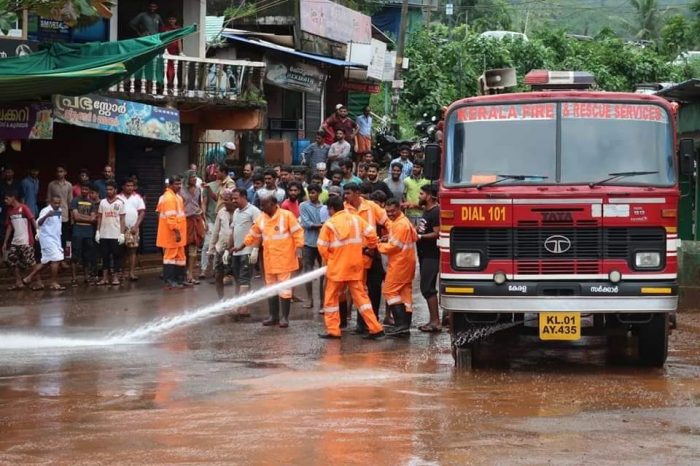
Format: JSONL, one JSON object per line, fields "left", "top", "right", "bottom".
{"left": 0, "top": 284, "right": 699, "bottom": 465}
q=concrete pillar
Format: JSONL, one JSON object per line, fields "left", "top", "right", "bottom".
{"left": 182, "top": 0, "right": 206, "bottom": 58}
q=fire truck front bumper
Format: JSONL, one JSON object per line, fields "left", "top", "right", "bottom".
{"left": 439, "top": 280, "right": 678, "bottom": 313}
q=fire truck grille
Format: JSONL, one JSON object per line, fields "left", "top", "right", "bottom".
{"left": 450, "top": 226, "right": 666, "bottom": 274}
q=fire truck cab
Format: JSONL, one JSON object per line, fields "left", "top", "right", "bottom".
{"left": 437, "top": 70, "right": 697, "bottom": 368}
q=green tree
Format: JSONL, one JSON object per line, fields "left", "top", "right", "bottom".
{"left": 400, "top": 25, "right": 688, "bottom": 129}
{"left": 660, "top": 14, "right": 691, "bottom": 57}
{"left": 619, "top": 0, "right": 666, "bottom": 40}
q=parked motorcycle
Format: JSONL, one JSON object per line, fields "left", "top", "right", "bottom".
{"left": 372, "top": 117, "right": 413, "bottom": 165}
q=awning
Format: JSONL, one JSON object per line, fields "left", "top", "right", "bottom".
{"left": 0, "top": 25, "right": 196, "bottom": 102}
{"left": 221, "top": 32, "right": 364, "bottom": 67}
{"left": 656, "top": 79, "right": 700, "bottom": 103}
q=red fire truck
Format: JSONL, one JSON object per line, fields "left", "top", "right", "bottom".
{"left": 435, "top": 70, "right": 696, "bottom": 368}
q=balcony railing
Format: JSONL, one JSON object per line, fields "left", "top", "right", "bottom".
{"left": 109, "top": 53, "right": 266, "bottom": 104}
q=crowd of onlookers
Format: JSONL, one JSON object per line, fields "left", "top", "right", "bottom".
{"left": 0, "top": 102, "right": 443, "bottom": 333}
{"left": 0, "top": 164, "right": 146, "bottom": 290}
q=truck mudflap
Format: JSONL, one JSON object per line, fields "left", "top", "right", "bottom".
{"left": 440, "top": 280, "right": 678, "bottom": 313}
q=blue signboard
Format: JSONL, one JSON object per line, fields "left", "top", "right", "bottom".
{"left": 53, "top": 94, "right": 181, "bottom": 143}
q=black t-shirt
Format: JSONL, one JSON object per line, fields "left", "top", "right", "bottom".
{"left": 70, "top": 196, "right": 97, "bottom": 238}
{"left": 417, "top": 205, "right": 440, "bottom": 259}
{"left": 365, "top": 180, "right": 393, "bottom": 200}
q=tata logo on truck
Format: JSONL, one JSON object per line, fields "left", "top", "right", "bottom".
{"left": 544, "top": 235, "right": 572, "bottom": 254}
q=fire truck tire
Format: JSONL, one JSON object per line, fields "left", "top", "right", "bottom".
{"left": 605, "top": 316, "right": 630, "bottom": 364}
{"left": 453, "top": 345, "right": 474, "bottom": 369}
{"left": 637, "top": 313, "right": 669, "bottom": 367}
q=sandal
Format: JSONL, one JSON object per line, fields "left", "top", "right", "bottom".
{"left": 418, "top": 323, "right": 442, "bottom": 333}
{"left": 110, "top": 279, "right": 121, "bottom": 286}
{"left": 303, "top": 302, "right": 314, "bottom": 309}
{"left": 95, "top": 280, "right": 109, "bottom": 286}
{"left": 49, "top": 284, "right": 66, "bottom": 291}
{"left": 7, "top": 285, "right": 25, "bottom": 291}
{"left": 31, "top": 284, "right": 45, "bottom": 291}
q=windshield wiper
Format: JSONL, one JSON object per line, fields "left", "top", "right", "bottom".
{"left": 476, "top": 174, "right": 549, "bottom": 189}
{"left": 588, "top": 171, "right": 659, "bottom": 188}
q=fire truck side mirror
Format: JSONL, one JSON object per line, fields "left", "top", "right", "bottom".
{"left": 679, "top": 138, "right": 696, "bottom": 177}
{"left": 424, "top": 143, "right": 442, "bottom": 181}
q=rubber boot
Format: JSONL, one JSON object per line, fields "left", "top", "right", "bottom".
{"left": 386, "top": 304, "right": 410, "bottom": 337}
{"left": 351, "top": 306, "right": 368, "bottom": 335}
{"left": 279, "top": 298, "right": 291, "bottom": 328}
{"left": 263, "top": 296, "right": 280, "bottom": 326}
{"left": 164, "top": 265, "right": 181, "bottom": 289}
{"left": 339, "top": 301, "right": 348, "bottom": 329}
{"left": 162, "top": 265, "right": 172, "bottom": 287}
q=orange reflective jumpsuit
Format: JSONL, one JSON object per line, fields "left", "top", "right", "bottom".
{"left": 244, "top": 207, "right": 303, "bottom": 298}
{"left": 317, "top": 210, "right": 384, "bottom": 337}
{"left": 156, "top": 188, "right": 186, "bottom": 266}
{"left": 378, "top": 212, "right": 417, "bottom": 312}
{"left": 345, "top": 198, "right": 388, "bottom": 270}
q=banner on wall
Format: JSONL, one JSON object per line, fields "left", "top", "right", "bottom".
{"left": 53, "top": 94, "right": 181, "bottom": 143}
{"left": 299, "top": 0, "right": 371, "bottom": 45}
{"left": 264, "top": 57, "right": 325, "bottom": 94}
{"left": 0, "top": 103, "right": 53, "bottom": 140}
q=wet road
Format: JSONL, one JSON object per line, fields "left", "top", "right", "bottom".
{"left": 1, "top": 278, "right": 699, "bottom": 465}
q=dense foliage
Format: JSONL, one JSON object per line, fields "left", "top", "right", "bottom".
{"left": 401, "top": 25, "right": 692, "bottom": 121}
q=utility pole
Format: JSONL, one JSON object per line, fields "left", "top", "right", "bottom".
{"left": 391, "top": 0, "right": 409, "bottom": 134}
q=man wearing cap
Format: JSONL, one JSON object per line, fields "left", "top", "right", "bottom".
{"left": 315, "top": 163, "right": 330, "bottom": 188}
{"left": 302, "top": 131, "right": 329, "bottom": 173}
{"left": 223, "top": 141, "right": 237, "bottom": 161}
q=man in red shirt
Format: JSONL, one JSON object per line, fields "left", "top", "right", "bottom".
{"left": 322, "top": 105, "right": 358, "bottom": 146}
{"left": 2, "top": 190, "right": 41, "bottom": 290}
{"left": 280, "top": 181, "right": 304, "bottom": 218}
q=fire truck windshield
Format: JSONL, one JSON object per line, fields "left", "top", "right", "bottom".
{"left": 445, "top": 101, "right": 675, "bottom": 187}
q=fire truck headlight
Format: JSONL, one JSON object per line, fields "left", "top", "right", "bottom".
{"left": 493, "top": 272, "right": 507, "bottom": 285}
{"left": 634, "top": 252, "right": 661, "bottom": 269}
{"left": 455, "top": 252, "right": 481, "bottom": 269}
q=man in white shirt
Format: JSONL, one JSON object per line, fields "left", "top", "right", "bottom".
{"left": 327, "top": 129, "right": 351, "bottom": 172}
{"left": 229, "top": 188, "right": 261, "bottom": 316}
{"left": 23, "top": 195, "right": 65, "bottom": 290}
{"left": 209, "top": 188, "right": 236, "bottom": 301}
{"left": 256, "top": 169, "right": 286, "bottom": 203}
{"left": 95, "top": 180, "right": 125, "bottom": 286}
{"left": 118, "top": 178, "right": 146, "bottom": 281}
{"left": 189, "top": 163, "right": 203, "bottom": 188}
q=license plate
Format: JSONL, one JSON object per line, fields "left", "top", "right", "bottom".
{"left": 539, "top": 312, "right": 581, "bottom": 341}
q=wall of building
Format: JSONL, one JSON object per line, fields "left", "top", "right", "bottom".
{"left": 1, "top": 124, "right": 108, "bottom": 202}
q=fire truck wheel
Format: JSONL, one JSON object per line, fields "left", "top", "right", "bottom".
{"left": 637, "top": 313, "right": 669, "bottom": 367}
{"left": 453, "top": 345, "right": 475, "bottom": 369}
{"left": 605, "top": 316, "right": 630, "bottom": 364}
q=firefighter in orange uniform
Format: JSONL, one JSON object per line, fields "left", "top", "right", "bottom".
{"left": 156, "top": 175, "right": 187, "bottom": 288}
{"left": 343, "top": 182, "right": 388, "bottom": 331}
{"left": 317, "top": 196, "right": 385, "bottom": 339}
{"left": 378, "top": 198, "right": 418, "bottom": 337}
{"left": 240, "top": 195, "right": 304, "bottom": 328}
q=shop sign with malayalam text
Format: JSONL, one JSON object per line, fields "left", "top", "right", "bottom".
{"left": 0, "top": 103, "right": 53, "bottom": 140}
{"left": 264, "top": 57, "right": 325, "bottom": 94}
{"left": 52, "top": 94, "right": 181, "bottom": 143}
